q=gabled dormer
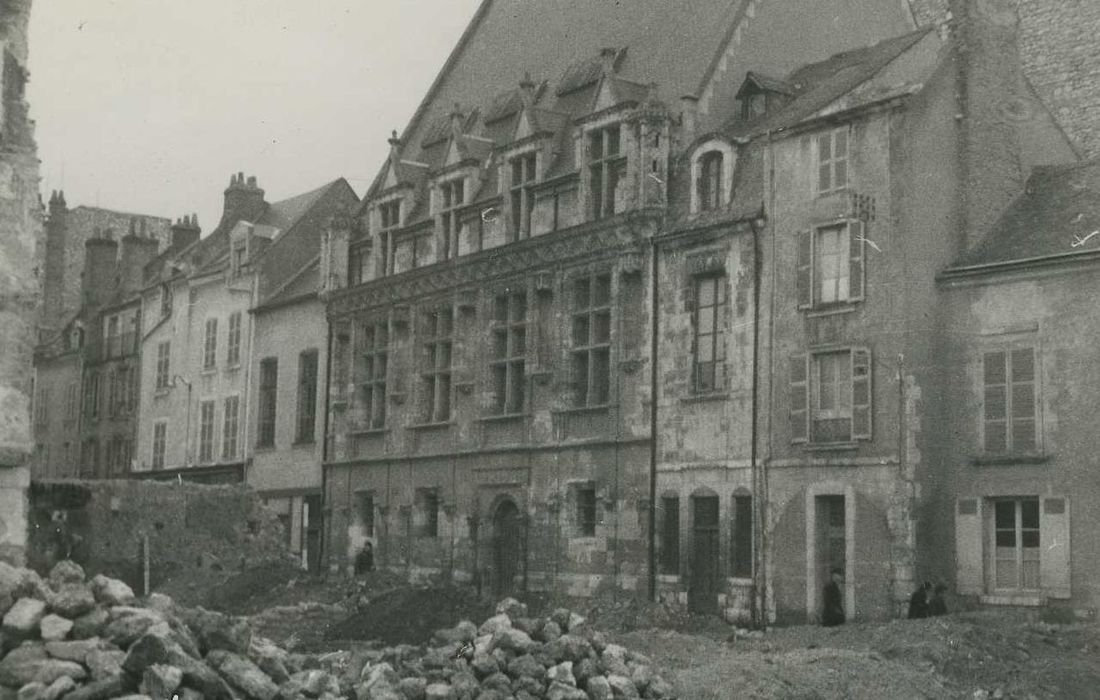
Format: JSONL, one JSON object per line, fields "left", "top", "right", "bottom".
{"left": 735, "top": 72, "right": 795, "bottom": 122}
{"left": 430, "top": 105, "right": 488, "bottom": 262}
{"left": 368, "top": 131, "right": 428, "bottom": 278}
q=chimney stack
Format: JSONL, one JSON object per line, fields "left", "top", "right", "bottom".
{"left": 600, "top": 47, "right": 619, "bottom": 77}
{"left": 221, "top": 172, "right": 266, "bottom": 229}
{"left": 118, "top": 234, "right": 159, "bottom": 294}
{"left": 170, "top": 214, "right": 201, "bottom": 251}
{"left": 82, "top": 237, "right": 119, "bottom": 309}
{"left": 519, "top": 73, "right": 537, "bottom": 108}
{"left": 680, "top": 95, "right": 699, "bottom": 142}
{"left": 42, "top": 190, "right": 70, "bottom": 328}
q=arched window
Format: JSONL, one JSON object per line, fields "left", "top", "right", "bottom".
{"left": 698, "top": 151, "right": 724, "bottom": 212}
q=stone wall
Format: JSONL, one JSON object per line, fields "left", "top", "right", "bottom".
{"left": 26, "top": 480, "right": 292, "bottom": 594}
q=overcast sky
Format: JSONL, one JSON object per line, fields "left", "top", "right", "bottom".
{"left": 29, "top": 0, "right": 482, "bottom": 232}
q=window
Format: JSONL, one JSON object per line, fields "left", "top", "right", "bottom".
{"left": 992, "top": 498, "right": 1040, "bottom": 591}
{"left": 222, "top": 395, "right": 239, "bottom": 460}
{"left": 817, "top": 127, "right": 849, "bottom": 194}
{"left": 790, "top": 348, "right": 872, "bottom": 443}
{"left": 693, "top": 275, "right": 728, "bottom": 393}
{"left": 360, "top": 493, "right": 375, "bottom": 538}
{"left": 741, "top": 92, "right": 767, "bottom": 121}
{"left": 198, "top": 400, "right": 215, "bottom": 463}
{"left": 577, "top": 486, "right": 597, "bottom": 537}
{"left": 510, "top": 152, "right": 537, "bottom": 240}
{"left": 152, "top": 421, "right": 167, "bottom": 470}
{"left": 378, "top": 200, "right": 401, "bottom": 276}
{"left": 227, "top": 312, "right": 242, "bottom": 367}
{"left": 421, "top": 490, "right": 440, "bottom": 538}
{"left": 588, "top": 125, "right": 625, "bottom": 220}
{"left": 105, "top": 315, "right": 120, "bottom": 358}
{"left": 490, "top": 291, "right": 527, "bottom": 414}
{"left": 203, "top": 318, "right": 218, "bottom": 370}
{"left": 348, "top": 244, "right": 368, "bottom": 287}
{"left": 65, "top": 382, "right": 78, "bottom": 421}
{"left": 421, "top": 308, "right": 453, "bottom": 424}
{"left": 983, "top": 349, "right": 1037, "bottom": 454}
{"left": 106, "top": 370, "right": 118, "bottom": 419}
{"left": 795, "top": 222, "right": 865, "bottom": 309}
{"left": 123, "top": 312, "right": 138, "bottom": 356}
{"left": 84, "top": 373, "right": 100, "bottom": 421}
{"left": 297, "top": 350, "right": 319, "bottom": 443}
{"left": 731, "top": 494, "right": 753, "bottom": 579}
{"left": 34, "top": 387, "right": 47, "bottom": 427}
{"left": 439, "top": 179, "right": 464, "bottom": 260}
{"left": 155, "top": 342, "right": 171, "bottom": 390}
{"left": 160, "top": 285, "right": 172, "bottom": 318}
{"left": 698, "top": 151, "right": 723, "bottom": 212}
{"left": 571, "top": 273, "right": 612, "bottom": 407}
{"left": 359, "top": 322, "right": 388, "bottom": 429}
{"left": 258, "top": 358, "right": 278, "bottom": 447}
{"left": 659, "top": 496, "right": 680, "bottom": 575}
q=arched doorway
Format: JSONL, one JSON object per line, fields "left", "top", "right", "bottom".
{"left": 492, "top": 499, "right": 522, "bottom": 598}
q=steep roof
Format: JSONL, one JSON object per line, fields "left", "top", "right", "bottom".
{"left": 948, "top": 161, "right": 1100, "bottom": 269}
{"left": 254, "top": 257, "right": 320, "bottom": 312}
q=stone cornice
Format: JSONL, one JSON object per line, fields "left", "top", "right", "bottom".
{"left": 327, "top": 210, "right": 661, "bottom": 317}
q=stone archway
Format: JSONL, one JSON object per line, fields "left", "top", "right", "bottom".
{"left": 492, "top": 498, "right": 522, "bottom": 598}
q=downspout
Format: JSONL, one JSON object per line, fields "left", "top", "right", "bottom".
{"left": 750, "top": 212, "right": 764, "bottom": 628}
{"left": 762, "top": 128, "right": 779, "bottom": 625}
{"left": 647, "top": 236, "right": 660, "bottom": 602}
{"left": 241, "top": 273, "right": 258, "bottom": 482}
{"left": 319, "top": 317, "right": 334, "bottom": 571}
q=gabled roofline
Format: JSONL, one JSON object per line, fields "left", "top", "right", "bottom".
{"left": 253, "top": 254, "right": 321, "bottom": 314}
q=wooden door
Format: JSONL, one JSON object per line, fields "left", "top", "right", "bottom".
{"left": 689, "top": 495, "right": 720, "bottom": 614}
{"left": 492, "top": 500, "right": 522, "bottom": 597}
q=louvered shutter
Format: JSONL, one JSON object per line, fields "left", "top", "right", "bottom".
{"left": 955, "top": 498, "right": 983, "bottom": 595}
{"left": 1040, "top": 496, "right": 1071, "bottom": 599}
{"left": 796, "top": 230, "right": 813, "bottom": 309}
{"left": 790, "top": 354, "right": 809, "bottom": 443}
{"left": 848, "top": 220, "right": 865, "bottom": 302}
{"left": 851, "top": 348, "right": 872, "bottom": 440}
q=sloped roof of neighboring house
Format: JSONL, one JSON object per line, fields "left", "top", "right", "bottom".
{"left": 947, "top": 161, "right": 1100, "bottom": 269}
{"left": 724, "top": 28, "right": 937, "bottom": 138}
{"left": 254, "top": 256, "right": 320, "bottom": 313}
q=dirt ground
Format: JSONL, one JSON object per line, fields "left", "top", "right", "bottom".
{"left": 187, "top": 567, "right": 1100, "bottom": 699}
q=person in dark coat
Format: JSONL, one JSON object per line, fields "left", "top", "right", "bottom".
{"left": 928, "top": 582, "right": 948, "bottom": 616}
{"left": 908, "top": 581, "right": 931, "bottom": 619}
{"left": 822, "top": 568, "right": 846, "bottom": 627}
{"left": 354, "top": 541, "right": 374, "bottom": 574}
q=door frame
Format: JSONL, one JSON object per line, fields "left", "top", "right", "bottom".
{"left": 805, "top": 484, "right": 856, "bottom": 621}
{"left": 491, "top": 496, "right": 523, "bottom": 598}
{"left": 688, "top": 492, "right": 721, "bottom": 615}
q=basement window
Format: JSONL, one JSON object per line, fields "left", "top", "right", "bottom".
{"left": 576, "top": 486, "right": 597, "bottom": 537}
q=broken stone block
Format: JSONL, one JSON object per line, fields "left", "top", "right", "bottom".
{"left": 69, "top": 608, "right": 109, "bottom": 640}
{"left": 206, "top": 649, "right": 279, "bottom": 700}
{"left": 46, "top": 585, "right": 95, "bottom": 619}
{"left": 37, "top": 615, "right": 72, "bottom": 642}
{"left": 2, "top": 598, "right": 46, "bottom": 638}
{"left": 84, "top": 648, "right": 125, "bottom": 681}
{"left": 46, "top": 562, "right": 84, "bottom": 588}
{"left": 139, "top": 663, "right": 182, "bottom": 699}
{"left": 89, "top": 575, "right": 135, "bottom": 607}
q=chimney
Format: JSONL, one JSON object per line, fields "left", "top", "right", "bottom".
{"left": 600, "top": 47, "right": 619, "bottom": 77}
{"left": 82, "top": 237, "right": 119, "bottom": 309}
{"left": 519, "top": 72, "right": 537, "bottom": 108}
{"left": 221, "top": 172, "right": 266, "bottom": 228}
{"left": 42, "top": 190, "right": 69, "bottom": 327}
{"left": 170, "top": 214, "right": 201, "bottom": 251}
{"left": 319, "top": 209, "right": 353, "bottom": 297}
{"left": 951, "top": 0, "right": 1028, "bottom": 254}
{"left": 118, "top": 234, "right": 159, "bottom": 294}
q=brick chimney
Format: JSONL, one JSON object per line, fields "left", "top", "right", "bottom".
{"left": 118, "top": 234, "right": 159, "bottom": 294}
{"left": 951, "top": 0, "right": 1029, "bottom": 253}
{"left": 42, "top": 190, "right": 68, "bottom": 328}
{"left": 221, "top": 172, "right": 266, "bottom": 228}
{"left": 170, "top": 213, "right": 201, "bottom": 251}
{"left": 81, "top": 236, "right": 118, "bottom": 309}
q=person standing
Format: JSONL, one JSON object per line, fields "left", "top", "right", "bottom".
{"left": 822, "top": 568, "right": 846, "bottom": 627}
{"left": 908, "top": 581, "right": 931, "bottom": 619}
{"left": 928, "top": 582, "right": 948, "bottom": 616}
{"left": 355, "top": 541, "right": 374, "bottom": 574}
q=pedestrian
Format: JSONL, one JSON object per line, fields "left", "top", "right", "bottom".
{"left": 822, "top": 567, "right": 846, "bottom": 627}
{"left": 908, "top": 581, "right": 931, "bottom": 619}
{"left": 928, "top": 582, "right": 948, "bottom": 616}
{"left": 354, "top": 541, "right": 374, "bottom": 574}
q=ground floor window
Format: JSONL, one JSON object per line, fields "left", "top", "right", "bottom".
{"left": 992, "top": 497, "right": 1040, "bottom": 592}
{"left": 659, "top": 495, "right": 679, "bottom": 575}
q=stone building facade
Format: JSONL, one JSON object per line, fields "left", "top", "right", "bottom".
{"left": 0, "top": 0, "right": 41, "bottom": 564}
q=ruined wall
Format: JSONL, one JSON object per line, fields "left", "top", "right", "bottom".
{"left": 27, "top": 479, "right": 292, "bottom": 593}
{"left": 0, "top": 0, "right": 41, "bottom": 566}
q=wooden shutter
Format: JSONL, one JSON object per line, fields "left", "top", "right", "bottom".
{"left": 796, "top": 230, "right": 813, "bottom": 309}
{"left": 1040, "top": 496, "right": 1071, "bottom": 599}
{"left": 955, "top": 498, "right": 983, "bottom": 595}
{"left": 848, "top": 220, "right": 865, "bottom": 301}
{"left": 789, "top": 354, "right": 809, "bottom": 443}
{"left": 851, "top": 348, "right": 872, "bottom": 440}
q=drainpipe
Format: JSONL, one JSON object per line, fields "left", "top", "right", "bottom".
{"left": 319, "top": 319, "right": 334, "bottom": 571}
{"left": 749, "top": 209, "right": 766, "bottom": 628}
{"left": 648, "top": 236, "right": 660, "bottom": 602}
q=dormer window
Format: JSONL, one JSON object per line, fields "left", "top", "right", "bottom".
{"left": 736, "top": 72, "right": 794, "bottom": 123}
{"left": 698, "top": 152, "right": 723, "bottom": 212}
{"left": 588, "top": 125, "right": 625, "bottom": 221}
{"left": 378, "top": 200, "right": 402, "bottom": 276}
{"left": 438, "top": 179, "right": 465, "bottom": 260}
{"left": 742, "top": 93, "right": 767, "bottom": 121}
{"left": 690, "top": 140, "right": 736, "bottom": 214}
{"left": 509, "top": 152, "right": 537, "bottom": 240}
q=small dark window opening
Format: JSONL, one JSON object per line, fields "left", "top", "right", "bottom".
{"left": 577, "top": 487, "right": 597, "bottom": 537}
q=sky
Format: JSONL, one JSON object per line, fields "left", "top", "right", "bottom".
{"left": 29, "top": 0, "right": 483, "bottom": 232}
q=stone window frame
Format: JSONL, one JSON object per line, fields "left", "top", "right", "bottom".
{"left": 418, "top": 304, "right": 455, "bottom": 425}
{"left": 295, "top": 349, "right": 320, "bottom": 444}
{"left": 257, "top": 357, "right": 278, "bottom": 448}
{"left": 374, "top": 196, "right": 404, "bottom": 277}
{"left": 659, "top": 491, "right": 681, "bottom": 576}
{"left": 198, "top": 398, "right": 217, "bottom": 465}
{"left": 689, "top": 139, "right": 736, "bottom": 214}
{"left": 571, "top": 482, "right": 599, "bottom": 538}
{"left": 155, "top": 341, "right": 171, "bottom": 391}
{"left": 790, "top": 346, "right": 873, "bottom": 445}
{"left": 585, "top": 121, "right": 626, "bottom": 221}
{"left": 978, "top": 343, "right": 1041, "bottom": 457}
{"left": 507, "top": 149, "right": 540, "bottom": 241}
{"left": 730, "top": 490, "right": 754, "bottom": 581}
{"left": 357, "top": 319, "right": 389, "bottom": 431}
{"left": 436, "top": 175, "right": 467, "bottom": 261}
{"left": 226, "top": 311, "right": 243, "bottom": 368}
{"left": 151, "top": 420, "right": 167, "bottom": 471}
{"left": 222, "top": 394, "right": 240, "bottom": 461}
{"left": 816, "top": 125, "right": 850, "bottom": 195}
{"left": 202, "top": 317, "right": 218, "bottom": 372}
{"left": 795, "top": 219, "right": 866, "bottom": 311}
{"left": 569, "top": 269, "right": 613, "bottom": 409}
{"left": 488, "top": 286, "right": 528, "bottom": 417}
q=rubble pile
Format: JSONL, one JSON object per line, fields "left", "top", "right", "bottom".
{"left": 0, "top": 560, "right": 345, "bottom": 700}
{"left": 353, "top": 597, "right": 674, "bottom": 700}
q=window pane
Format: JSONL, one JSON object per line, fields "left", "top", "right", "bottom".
{"left": 834, "top": 160, "right": 848, "bottom": 189}
{"left": 697, "top": 307, "right": 714, "bottom": 337}
{"left": 573, "top": 316, "right": 589, "bottom": 346}
{"left": 1011, "top": 384, "right": 1034, "bottom": 419}
{"left": 1021, "top": 499, "right": 1039, "bottom": 529}
{"left": 493, "top": 330, "right": 508, "bottom": 358}
{"left": 818, "top": 165, "right": 831, "bottom": 193}
{"left": 995, "top": 531, "right": 1016, "bottom": 547}
{"left": 995, "top": 556, "right": 1017, "bottom": 589}
{"left": 994, "top": 500, "right": 1016, "bottom": 528}
{"left": 984, "top": 422, "right": 1007, "bottom": 452}
{"left": 1013, "top": 420, "right": 1036, "bottom": 451}
{"left": 984, "top": 386, "right": 1006, "bottom": 420}
{"left": 512, "top": 327, "right": 526, "bottom": 355}
{"left": 606, "top": 127, "right": 620, "bottom": 156}
{"left": 593, "top": 348, "right": 610, "bottom": 404}
{"left": 574, "top": 278, "right": 590, "bottom": 307}
{"left": 593, "top": 312, "right": 611, "bottom": 344}
{"left": 1011, "top": 349, "right": 1034, "bottom": 382}
{"left": 698, "top": 278, "right": 715, "bottom": 308}
{"left": 818, "top": 134, "right": 831, "bottom": 161}
{"left": 594, "top": 275, "right": 611, "bottom": 306}
{"left": 697, "top": 335, "right": 714, "bottom": 362}
{"left": 1021, "top": 530, "right": 1040, "bottom": 548}
{"left": 511, "top": 295, "right": 527, "bottom": 322}
{"left": 834, "top": 129, "right": 848, "bottom": 155}
{"left": 984, "top": 352, "right": 1006, "bottom": 384}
